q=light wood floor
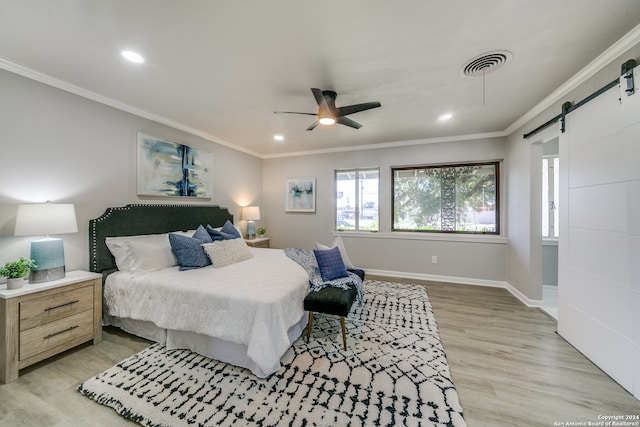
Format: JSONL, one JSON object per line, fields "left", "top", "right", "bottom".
{"left": 1, "top": 279, "right": 638, "bottom": 426}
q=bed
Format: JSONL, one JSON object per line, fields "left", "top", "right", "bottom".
{"left": 89, "top": 204, "right": 310, "bottom": 378}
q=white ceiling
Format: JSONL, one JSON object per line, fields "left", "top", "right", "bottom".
{"left": 2, "top": 1, "right": 640, "bottom": 157}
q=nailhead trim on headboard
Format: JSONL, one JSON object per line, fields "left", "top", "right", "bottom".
{"left": 89, "top": 204, "right": 234, "bottom": 273}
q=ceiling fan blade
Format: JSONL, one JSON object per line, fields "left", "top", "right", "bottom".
{"left": 311, "top": 88, "right": 329, "bottom": 110}
{"left": 274, "top": 111, "right": 317, "bottom": 116}
{"left": 336, "top": 101, "right": 381, "bottom": 117}
{"left": 306, "top": 121, "right": 320, "bottom": 131}
{"left": 337, "top": 116, "right": 362, "bottom": 129}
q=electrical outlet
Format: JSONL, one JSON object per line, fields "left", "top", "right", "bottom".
{"left": 431, "top": 256, "right": 438, "bottom": 264}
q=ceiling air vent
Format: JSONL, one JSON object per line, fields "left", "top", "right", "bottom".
{"left": 461, "top": 51, "right": 512, "bottom": 77}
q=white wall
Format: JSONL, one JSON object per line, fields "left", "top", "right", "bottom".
{"left": 263, "top": 138, "right": 509, "bottom": 284}
{"left": 542, "top": 243, "right": 558, "bottom": 286}
{"left": 0, "top": 69, "right": 263, "bottom": 275}
{"left": 558, "top": 66, "right": 640, "bottom": 398}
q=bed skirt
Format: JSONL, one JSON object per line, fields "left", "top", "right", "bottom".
{"left": 104, "top": 314, "right": 308, "bottom": 378}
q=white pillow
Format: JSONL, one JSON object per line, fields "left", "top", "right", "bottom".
{"left": 105, "top": 233, "right": 177, "bottom": 272}
{"left": 128, "top": 238, "right": 178, "bottom": 272}
{"left": 172, "top": 229, "right": 196, "bottom": 237}
{"left": 314, "top": 236, "right": 356, "bottom": 270}
{"left": 202, "top": 239, "right": 253, "bottom": 268}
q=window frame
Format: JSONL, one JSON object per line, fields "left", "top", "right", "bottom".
{"left": 391, "top": 161, "right": 500, "bottom": 235}
{"left": 542, "top": 155, "right": 559, "bottom": 238}
{"left": 334, "top": 167, "right": 380, "bottom": 232}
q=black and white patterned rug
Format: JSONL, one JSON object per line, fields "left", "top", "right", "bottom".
{"left": 78, "top": 280, "right": 466, "bottom": 426}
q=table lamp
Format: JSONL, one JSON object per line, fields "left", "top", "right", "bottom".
{"left": 14, "top": 203, "right": 78, "bottom": 283}
{"left": 242, "top": 206, "right": 261, "bottom": 239}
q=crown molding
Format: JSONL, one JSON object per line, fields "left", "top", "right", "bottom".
{"left": 262, "top": 131, "right": 507, "bottom": 159}
{"left": 0, "top": 56, "right": 262, "bottom": 159}
{"left": 504, "top": 22, "right": 640, "bottom": 136}
{"left": 3, "top": 21, "right": 639, "bottom": 159}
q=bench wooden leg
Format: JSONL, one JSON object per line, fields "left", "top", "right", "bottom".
{"left": 306, "top": 312, "right": 313, "bottom": 343}
{"left": 340, "top": 316, "right": 347, "bottom": 350}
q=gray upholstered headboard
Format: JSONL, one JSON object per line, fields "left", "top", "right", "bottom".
{"left": 89, "top": 204, "right": 234, "bottom": 274}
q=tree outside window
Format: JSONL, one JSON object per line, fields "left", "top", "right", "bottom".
{"left": 392, "top": 162, "right": 499, "bottom": 234}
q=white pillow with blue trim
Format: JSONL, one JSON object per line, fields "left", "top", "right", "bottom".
{"left": 314, "top": 236, "right": 356, "bottom": 270}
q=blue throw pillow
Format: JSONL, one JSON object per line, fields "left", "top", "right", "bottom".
{"left": 220, "top": 220, "right": 242, "bottom": 238}
{"left": 206, "top": 226, "right": 238, "bottom": 241}
{"left": 314, "top": 246, "right": 348, "bottom": 281}
{"left": 169, "top": 226, "right": 212, "bottom": 270}
{"left": 192, "top": 224, "right": 213, "bottom": 243}
{"left": 206, "top": 220, "right": 241, "bottom": 240}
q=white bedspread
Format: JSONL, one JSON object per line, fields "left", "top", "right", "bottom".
{"left": 104, "top": 248, "right": 309, "bottom": 376}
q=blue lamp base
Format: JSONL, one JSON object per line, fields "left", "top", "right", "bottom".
{"left": 246, "top": 220, "right": 256, "bottom": 239}
{"left": 29, "top": 238, "right": 66, "bottom": 283}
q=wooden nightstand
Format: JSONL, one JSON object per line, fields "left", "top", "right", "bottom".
{"left": 0, "top": 270, "right": 102, "bottom": 383}
{"left": 245, "top": 237, "right": 270, "bottom": 248}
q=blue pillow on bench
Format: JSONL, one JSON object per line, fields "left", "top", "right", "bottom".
{"left": 314, "top": 246, "right": 349, "bottom": 281}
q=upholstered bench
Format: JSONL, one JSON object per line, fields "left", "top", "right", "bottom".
{"left": 304, "top": 269, "right": 364, "bottom": 350}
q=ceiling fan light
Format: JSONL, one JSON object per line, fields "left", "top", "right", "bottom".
{"left": 319, "top": 117, "right": 336, "bottom": 125}
{"left": 121, "top": 50, "right": 145, "bottom": 64}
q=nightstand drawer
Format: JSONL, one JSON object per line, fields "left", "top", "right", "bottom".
{"left": 20, "top": 309, "right": 94, "bottom": 360}
{"left": 19, "top": 284, "right": 93, "bottom": 331}
{"left": 0, "top": 271, "right": 102, "bottom": 383}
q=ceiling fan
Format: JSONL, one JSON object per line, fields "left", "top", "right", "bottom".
{"left": 274, "top": 88, "right": 381, "bottom": 131}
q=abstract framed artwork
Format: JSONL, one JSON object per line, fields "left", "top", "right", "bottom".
{"left": 137, "top": 133, "right": 213, "bottom": 198}
{"left": 286, "top": 177, "right": 316, "bottom": 212}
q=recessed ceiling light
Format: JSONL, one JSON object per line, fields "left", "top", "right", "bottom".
{"left": 438, "top": 113, "right": 453, "bottom": 121}
{"left": 273, "top": 134, "right": 284, "bottom": 141}
{"left": 121, "top": 50, "right": 145, "bottom": 64}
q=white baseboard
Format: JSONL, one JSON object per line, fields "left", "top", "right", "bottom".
{"left": 365, "top": 268, "right": 544, "bottom": 308}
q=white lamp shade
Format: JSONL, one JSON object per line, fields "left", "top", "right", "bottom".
{"left": 14, "top": 203, "right": 78, "bottom": 236}
{"left": 242, "top": 206, "right": 261, "bottom": 221}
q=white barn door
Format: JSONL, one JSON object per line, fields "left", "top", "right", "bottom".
{"left": 558, "top": 65, "right": 640, "bottom": 399}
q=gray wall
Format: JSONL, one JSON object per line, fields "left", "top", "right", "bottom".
{"left": 542, "top": 139, "right": 559, "bottom": 287}
{"left": 542, "top": 243, "right": 558, "bottom": 286}
{"left": 263, "top": 138, "right": 508, "bottom": 284}
{"left": 0, "top": 69, "right": 263, "bottom": 273}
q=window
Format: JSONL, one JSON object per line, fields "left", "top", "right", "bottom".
{"left": 335, "top": 168, "right": 379, "bottom": 231}
{"left": 542, "top": 155, "right": 559, "bottom": 238}
{"left": 392, "top": 162, "right": 499, "bottom": 234}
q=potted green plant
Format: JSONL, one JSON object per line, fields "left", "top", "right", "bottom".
{"left": 256, "top": 227, "right": 266, "bottom": 237}
{"left": 0, "top": 257, "right": 37, "bottom": 289}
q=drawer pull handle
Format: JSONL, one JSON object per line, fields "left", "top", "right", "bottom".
{"left": 44, "top": 300, "right": 79, "bottom": 312}
{"left": 44, "top": 325, "right": 78, "bottom": 340}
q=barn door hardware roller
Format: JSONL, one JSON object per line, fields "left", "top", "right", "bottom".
{"left": 621, "top": 59, "right": 636, "bottom": 96}
{"left": 523, "top": 58, "right": 637, "bottom": 139}
{"left": 560, "top": 101, "right": 572, "bottom": 133}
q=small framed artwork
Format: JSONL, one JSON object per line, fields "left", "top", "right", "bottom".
{"left": 137, "top": 133, "right": 213, "bottom": 198}
{"left": 286, "top": 177, "right": 316, "bottom": 212}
